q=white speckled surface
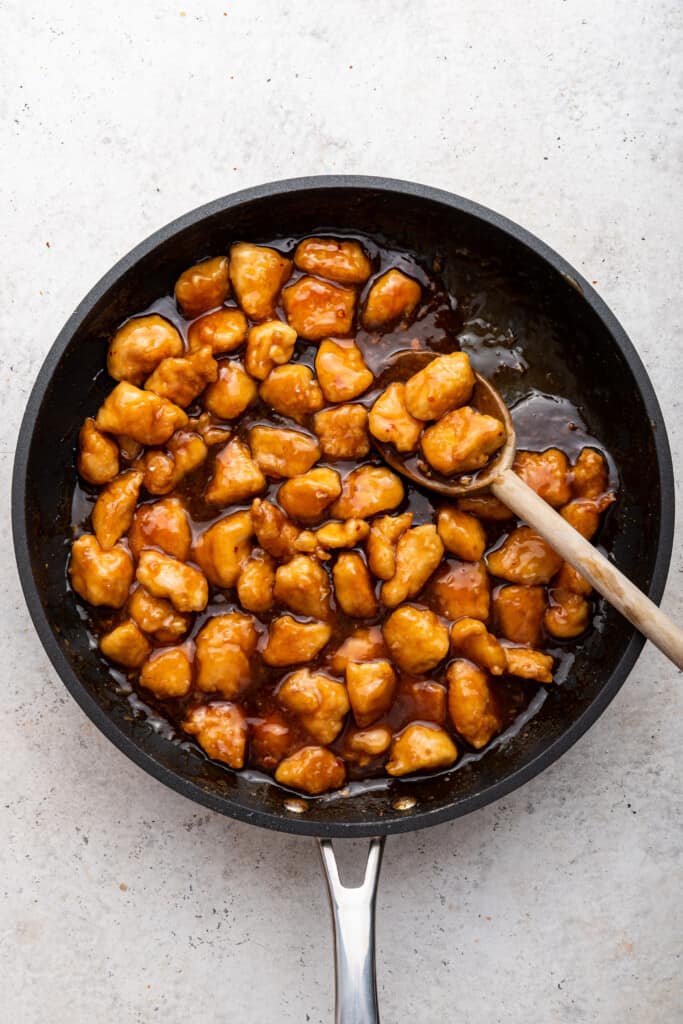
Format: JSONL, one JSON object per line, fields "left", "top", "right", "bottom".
{"left": 1, "top": 2, "right": 681, "bottom": 1021}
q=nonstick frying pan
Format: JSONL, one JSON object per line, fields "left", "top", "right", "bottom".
{"left": 12, "top": 177, "right": 675, "bottom": 1022}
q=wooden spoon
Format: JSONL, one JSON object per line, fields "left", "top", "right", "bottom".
{"left": 372, "top": 351, "right": 683, "bottom": 669}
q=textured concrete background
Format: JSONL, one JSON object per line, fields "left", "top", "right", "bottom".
{"left": 1, "top": 1, "right": 681, "bottom": 1021}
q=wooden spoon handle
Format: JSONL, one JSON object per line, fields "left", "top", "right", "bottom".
{"left": 492, "top": 468, "right": 683, "bottom": 670}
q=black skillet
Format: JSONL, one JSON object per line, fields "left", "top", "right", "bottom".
{"left": 12, "top": 177, "right": 675, "bottom": 1023}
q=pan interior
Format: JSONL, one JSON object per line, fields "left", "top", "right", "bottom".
{"left": 14, "top": 182, "right": 670, "bottom": 836}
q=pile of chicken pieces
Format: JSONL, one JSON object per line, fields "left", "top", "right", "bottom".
{"left": 70, "top": 237, "right": 616, "bottom": 795}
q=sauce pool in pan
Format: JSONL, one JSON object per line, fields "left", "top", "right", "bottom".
{"left": 68, "top": 232, "right": 619, "bottom": 797}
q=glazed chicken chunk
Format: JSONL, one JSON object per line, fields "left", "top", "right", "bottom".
{"left": 228, "top": 242, "right": 292, "bottom": 321}
{"left": 492, "top": 584, "right": 546, "bottom": 646}
{"left": 187, "top": 412, "right": 231, "bottom": 448}
{"left": 446, "top": 660, "right": 502, "bottom": 749}
{"left": 512, "top": 448, "right": 572, "bottom": 508}
{"left": 366, "top": 512, "right": 413, "bottom": 580}
{"left": 346, "top": 659, "right": 397, "bottom": 727}
{"left": 400, "top": 680, "right": 447, "bottom": 726}
{"left": 487, "top": 527, "right": 563, "bottom": 585}
{"left": 328, "top": 626, "right": 387, "bottom": 675}
{"left": 386, "top": 723, "right": 457, "bottom": 776}
{"left": 96, "top": 382, "right": 188, "bottom": 446}
{"left": 136, "top": 549, "right": 208, "bottom": 612}
{"left": 421, "top": 406, "right": 505, "bottom": 476}
{"left": 313, "top": 404, "right": 370, "bottom": 459}
{"left": 203, "top": 361, "right": 257, "bottom": 420}
{"left": 100, "top": 619, "right": 151, "bottom": 668}
{"left": 450, "top": 618, "right": 507, "bottom": 676}
{"left": 380, "top": 524, "right": 444, "bottom": 608}
{"left": 571, "top": 447, "right": 610, "bottom": 499}
{"left": 343, "top": 726, "right": 392, "bottom": 766}
{"left": 404, "top": 352, "right": 475, "bottom": 421}
{"left": 362, "top": 269, "right": 421, "bottom": 329}
{"left": 273, "top": 555, "right": 332, "bottom": 620}
{"left": 92, "top": 470, "right": 143, "bottom": 549}
{"left": 107, "top": 314, "right": 184, "bottom": 385}
{"left": 249, "top": 426, "right": 321, "bottom": 478}
{"left": 250, "top": 711, "right": 295, "bottom": 771}
{"left": 187, "top": 307, "right": 248, "bottom": 355}
{"left": 436, "top": 506, "right": 486, "bottom": 562}
{"left": 144, "top": 345, "right": 217, "bottom": 407}
{"left": 195, "top": 612, "right": 258, "bottom": 698}
{"left": 504, "top": 646, "right": 554, "bottom": 683}
{"left": 128, "top": 496, "right": 192, "bottom": 562}
{"left": 77, "top": 418, "right": 120, "bottom": 485}
{"left": 283, "top": 276, "right": 356, "bottom": 340}
{"left": 544, "top": 588, "right": 590, "bottom": 638}
{"left": 315, "top": 339, "right": 374, "bottom": 402}
{"left": 277, "top": 468, "right": 342, "bottom": 523}
{"left": 245, "top": 320, "right": 298, "bottom": 380}
{"left": 369, "top": 382, "right": 422, "bottom": 452}
{"left": 294, "top": 237, "right": 372, "bottom": 284}
{"left": 277, "top": 669, "right": 349, "bottom": 744}
{"left": 236, "top": 550, "right": 276, "bottom": 613}
{"left": 332, "top": 552, "right": 378, "bottom": 618}
{"left": 560, "top": 494, "right": 616, "bottom": 540}
{"left": 175, "top": 255, "right": 230, "bottom": 318}
{"left": 204, "top": 438, "right": 266, "bottom": 505}
{"left": 127, "top": 586, "right": 190, "bottom": 642}
{"left": 193, "top": 510, "right": 253, "bottom": 588}
{"left": 262, "top": 615, "right": 332, "bottom": 667}
{"left": 330, "top": 466, "right": 404, "bottom": 519}
{"left": 251, "top": 499, "right": 301, "bottom": 562}
{"left": 274, "top": 746, "right": 346, "bottom": 795}
{"left": 183, "top": 703, "right": 248, "bottom": 768}
{"left": 259, "top": 364, "right": 324, "bottom": 423}
{"left": 382, "top": 605, "right": 450, "bottom": 674}
{"left": 309, "top": 518, "right": 370, "bottom": 551}
{"left": 140, "top": 646, "right": 193, "bottom": 698}
{"left": 137, "top": 429, "right": 208, "bottom": 496}
{"left": 429, "top": 559, "right": 491, "bottom": 622}
{"left": 69, "top": 534, "right": 134, "bottom": 608}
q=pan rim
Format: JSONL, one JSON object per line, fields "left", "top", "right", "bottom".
{"left": 11, "top": 175, "right": 675, "bottom": 838}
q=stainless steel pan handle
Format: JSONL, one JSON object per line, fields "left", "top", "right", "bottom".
{"left": 318, "top": 837, "right": 386, "bottom": 1024}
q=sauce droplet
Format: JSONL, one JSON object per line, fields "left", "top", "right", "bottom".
{"left": 284, "top": 798, "right": 308, "bottom": 814}
{"left": 392, "top": 795, "right": 417, "bottom": 811}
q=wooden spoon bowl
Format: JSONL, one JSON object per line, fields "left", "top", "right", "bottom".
{"left": 372, "top": 350, "right": 515, "bottom": 496}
